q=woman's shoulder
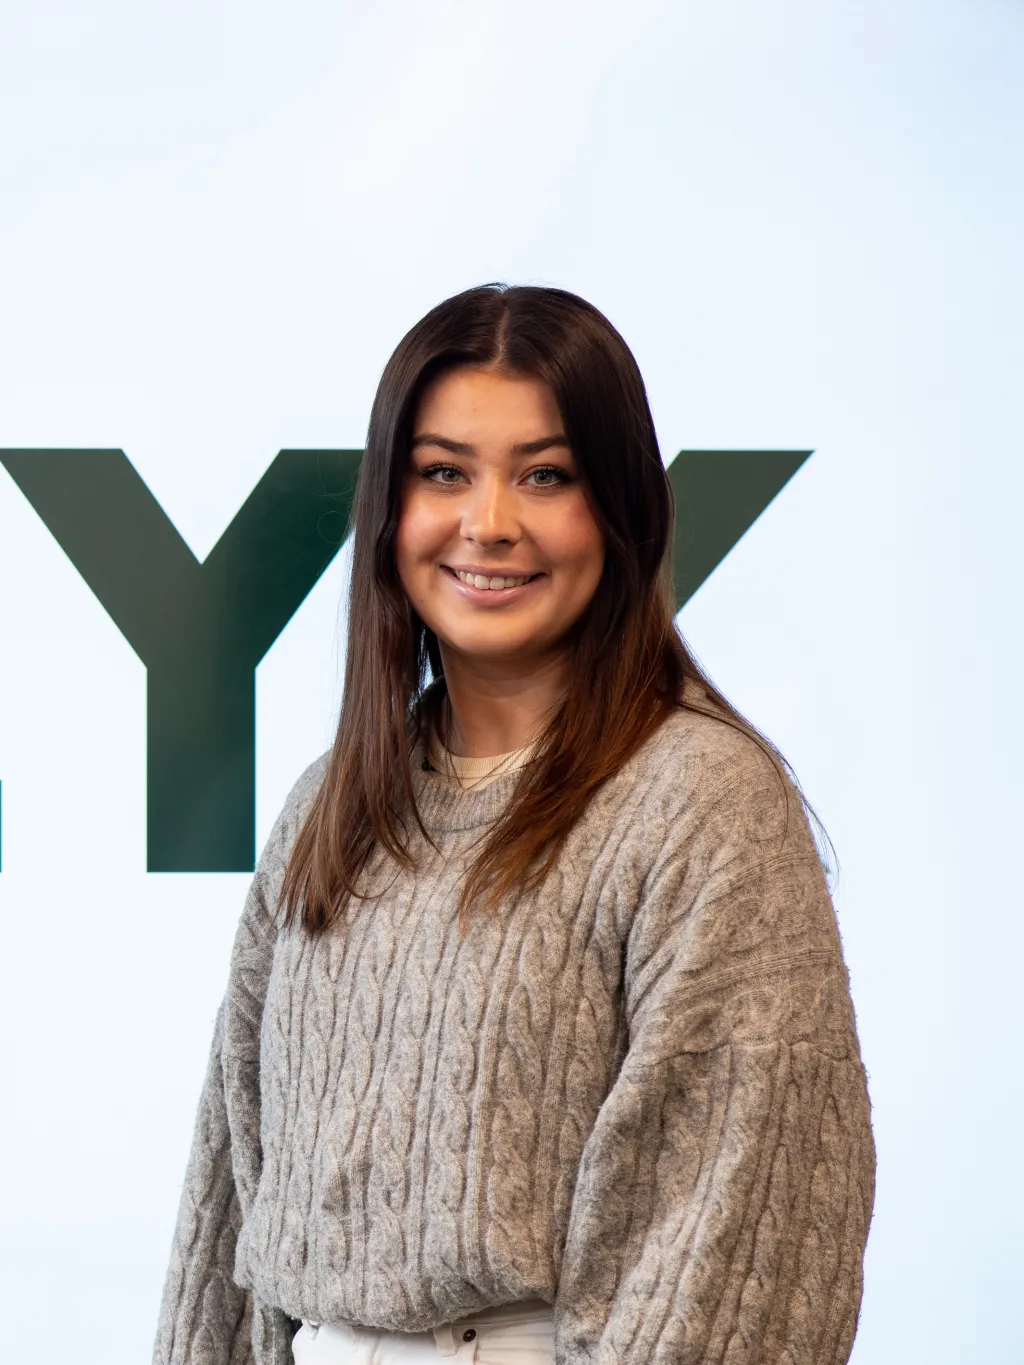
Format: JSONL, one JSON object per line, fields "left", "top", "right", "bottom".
{"left": 256, "top": 748, "right": 332, "bottom": 878}
{"left": 283, "top": 749, "right": 332, "bottom": 821}
{"left": 626, "top": 685, "right": 788, "bottom": 800}
{"left": 603, "top": 684, "right": 813, "bottom": 864}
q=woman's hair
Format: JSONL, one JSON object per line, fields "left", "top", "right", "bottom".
{"left": 279, "top": 283, "right": 830, "bottom": 936}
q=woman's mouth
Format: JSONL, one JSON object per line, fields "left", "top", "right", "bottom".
{"left": 444, "top": 567, "right": 543, "bottom": 591}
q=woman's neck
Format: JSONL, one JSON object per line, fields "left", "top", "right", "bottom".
{"left": 438, "top": 649, "right": 567, "bottom": 758}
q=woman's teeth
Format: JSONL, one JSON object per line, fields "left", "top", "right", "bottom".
{"left": 454, "top": 570, "right": 532, "bottom": 590}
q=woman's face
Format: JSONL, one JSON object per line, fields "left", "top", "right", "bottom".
{"left": 396, "top": 365, "right": 606, "bottom": 671}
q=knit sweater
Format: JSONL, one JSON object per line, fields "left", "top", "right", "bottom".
{"left": 152, "top": 702, "right": 875, "bottom": 1365}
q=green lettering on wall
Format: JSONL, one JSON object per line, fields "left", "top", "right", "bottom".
{"left": 669, "top": 450, "right": 811, "bottom": 608}
{"left": 0, "top": 449, "right": 359, "bottom": 872}
{"left": 0, "top": 446, "right": 809, "bottom": 873}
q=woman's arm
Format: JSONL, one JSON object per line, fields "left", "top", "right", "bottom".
{"left": 151, "top": 992, "right": 294, "bottom": 1365}
{"left": 555, "top": 737, "right": 876, "bottom": 1364}
{"left": 152, "top": 756, "right": 327, "bottom": 1365}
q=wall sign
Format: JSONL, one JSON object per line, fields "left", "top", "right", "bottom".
{"left": 0, "top": 447, "right": 808, "bottom": 871}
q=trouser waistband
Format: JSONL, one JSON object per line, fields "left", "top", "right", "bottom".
{"left": 300, "top": 1299, "right": 553, "bottom": 1358}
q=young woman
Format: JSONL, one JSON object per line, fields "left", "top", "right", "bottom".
{"left": 153, "top": 284, "right": 875, "bottom": 1365}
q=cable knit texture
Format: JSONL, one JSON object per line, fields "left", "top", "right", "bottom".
{"left": 152, "top": 702, "right": 875, "bottom": 1365}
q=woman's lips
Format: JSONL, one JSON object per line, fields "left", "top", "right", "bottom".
{"left": 441, "top": 565, "right": 544, "bottom": 600}
{"left": 447, "top": 567, "right": 540, "bottom": 590}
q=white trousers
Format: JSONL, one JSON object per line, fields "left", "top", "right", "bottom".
{"left": 291, "top": 1300, "right": 555, "bottom": 1365}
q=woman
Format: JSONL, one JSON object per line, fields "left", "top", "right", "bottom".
{"left": 153, "top": 284, "right": 875, "bottom": 1365}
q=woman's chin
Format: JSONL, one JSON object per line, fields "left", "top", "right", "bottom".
{"left": 435, "top": 630, "right": 557, "bottom": 671}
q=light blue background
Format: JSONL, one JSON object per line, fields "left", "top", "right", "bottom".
{"left": 0, "top": 2, "right": 1020, "bottom": 1361}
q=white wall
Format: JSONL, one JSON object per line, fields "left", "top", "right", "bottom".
{"left": 0, "top": 2, "right": 1020, "bottom": 1360}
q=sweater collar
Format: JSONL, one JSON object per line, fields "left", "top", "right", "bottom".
{"left": 406, "top": 729, "right": 525, "bottom": 833}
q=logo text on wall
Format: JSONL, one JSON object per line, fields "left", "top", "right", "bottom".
{"left": 0, "top": 448, "right": 809, "bottom": 873}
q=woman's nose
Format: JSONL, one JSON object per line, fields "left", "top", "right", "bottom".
{"left": 461, "top": 476, "right": 519, "bottom": 545}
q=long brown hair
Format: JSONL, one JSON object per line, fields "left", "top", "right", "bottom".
{"left": 280, "top": 283, "right": 830, "bottom": 936}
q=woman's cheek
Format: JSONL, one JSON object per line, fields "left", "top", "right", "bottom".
{"left": 538, "top": 494, "right": 604, "bottom": 569}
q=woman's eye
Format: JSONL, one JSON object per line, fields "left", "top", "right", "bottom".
{"left": 423, "top": 463, "right": 465, "bottom": 484}
{"left": 525, "top": 466, "right": 571, "bottom": 487}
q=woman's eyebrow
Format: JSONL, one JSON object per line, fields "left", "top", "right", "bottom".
{"left": 409, "top": 433, "right": 570, "bottom": 456}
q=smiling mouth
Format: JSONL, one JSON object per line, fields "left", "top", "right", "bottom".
{"left": 443, "top": 567, "right": 543, "bottom": 591}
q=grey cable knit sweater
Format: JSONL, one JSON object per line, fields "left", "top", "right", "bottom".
{"left": 153, "top": 703, "right": 875, "bottom": 1365}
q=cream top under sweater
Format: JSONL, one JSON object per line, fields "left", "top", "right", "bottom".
{"left": 424, "top": 721, "right": 537, "bottom": 790}
{"left": 153, "top": 701, "right": 875, "bottom": 1365}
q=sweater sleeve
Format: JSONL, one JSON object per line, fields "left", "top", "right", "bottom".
{"left": 152, "top": 759, "right": 326, "bottom": 1365}
{"left": 554, "top": 737, "right": 876, "bottom": 1365}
